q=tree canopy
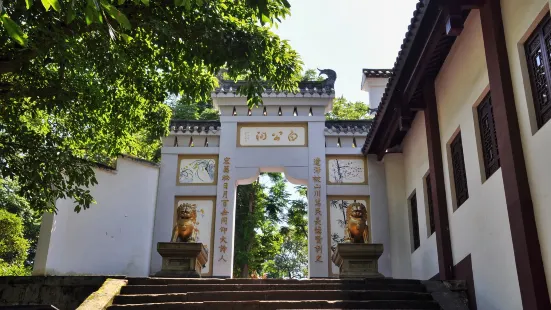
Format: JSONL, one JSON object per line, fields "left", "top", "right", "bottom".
{"left": 325, "top": 96, "right": 373, "bottom": 120}
{"left": 233, "top": 174, "right": 308, "bottom": 279}
{"left": 0, "top": 0, "right": 302, "bottom": 213}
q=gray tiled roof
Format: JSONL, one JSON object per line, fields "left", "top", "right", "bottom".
{"left": 362, "top": 69, "right": 393, "bottom": 78}
{"left": 214, "top": 69, "right": 337, "bottom": 96}
{"left": 169, "top": 120, "right": 221, "bottom": 133}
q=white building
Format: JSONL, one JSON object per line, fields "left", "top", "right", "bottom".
{"left": 33, "top": 0, "right": 551, "bottom": 309}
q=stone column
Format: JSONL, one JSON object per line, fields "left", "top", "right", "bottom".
{"left": 212, "top": 122, "right": 237, "bottom": 277}
{"left": 307, "top": 121, "right": 329, "bottom": 278}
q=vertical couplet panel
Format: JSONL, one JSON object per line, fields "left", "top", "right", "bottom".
{"left": 308, "top": 122, "right": 329, "bottom": 277}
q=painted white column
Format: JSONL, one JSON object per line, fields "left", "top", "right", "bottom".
{"left": 149, "top": 153, "right": 178, "bottom": 275}
{"left": 212, "top": 122, "right": 238, "bottom": 277}
{"left": 383, "top": 153, "right": 412, "bottom": 279}
{"left": 367, "top": 155, "right": 392, "bottom": 277}
{"left": 307, "top": 121, "right": 329, "bottom": 278}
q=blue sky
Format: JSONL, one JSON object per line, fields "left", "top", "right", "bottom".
{"left": 273, "top": 0, "right": 419, "bottom": 104}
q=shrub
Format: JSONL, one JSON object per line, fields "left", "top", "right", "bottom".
{"left": 0, "top": 209, "right": 29, "bottom": 265}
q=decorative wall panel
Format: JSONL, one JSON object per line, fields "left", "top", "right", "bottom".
{"left": 450, "top": 132, "right": 469, "bottom": 208}
{"left": 238, "top": 123, "right": 307, "bottom": 146}
{"left": 326, "top": 156, "right": 367, "bottom": 184}
{"left": 177, "top": 155, "right": 218, "bottom": 185}
{"left": 525, "top": 13, "right": 551, "bottom": 128}
{"left": 327, "top": 196, "right": 370, "bottom": 276}
{"left": 174, "top": 197, "right": 215, "bottom": 276}
{"left": 477, "top": 93, "right": 500, "bottom": 179}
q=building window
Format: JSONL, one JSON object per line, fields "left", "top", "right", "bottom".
{"left": 451, "top": 132, "right": 469, "bottom": 208}
{"left": 409, "top": 192, "right": 420, "bottom": 252}
{"left": 525, "top": 14, "right": 551, "bottom": 129}
{"left": 425, "top": 174, "right": 435, "bottom": 235}
{"left": 477, "top": 93, "right": 500, "bottom": 179}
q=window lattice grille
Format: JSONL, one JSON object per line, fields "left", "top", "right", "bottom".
{"left": 477, "top": 94, "right": 500, "bottom": 179}
{"left": 425, "top": 174, "right": 435, "bottom": 235}
{"left": 410, "top": 192, "right": 420, "bottom": 251}
{"left": 451, "top": 133, "right": 469, "bottom": 207}
{"left": 526, "top": 14, "right": 551, "bottom": 128}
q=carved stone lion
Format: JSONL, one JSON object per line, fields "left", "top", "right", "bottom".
{"left": 171, "top": 203, "right": 197, "bottom": 242}
{"left": 344, "top": 202, "right": 369, "bottom": 244}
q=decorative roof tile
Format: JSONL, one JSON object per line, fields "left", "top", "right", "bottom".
{"left": 324, "top": 120, "right": 372, "bottom": 135}
{"left": 363, "top": 69, "right": 393, "bottom": 78}
{"left": 169, "top": 120, "right": 221, "bottom": 134}
{"left": 214, "top": 69, "right": 337, "bottom": 96}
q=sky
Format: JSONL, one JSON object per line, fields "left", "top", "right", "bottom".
{"left": 273, "top": 0, "right": 419, "bottom": 104}
{"left": 265, "top": 0, "right": 419, "bottom": 195}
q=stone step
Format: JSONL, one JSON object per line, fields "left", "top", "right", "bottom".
{"left": 126, "top": 277, "right": 422, "bottom": 286}
{"left": 108, "top": 300, "right": 441, "bottom": 309}
{"left": 113, "top": 290, "right": 433, "bottom": 304}
{"left": 121, "top": 283, "right": 427, "bottom": 294}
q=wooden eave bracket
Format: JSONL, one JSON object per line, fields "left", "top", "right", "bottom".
{"left": 442, "top": 0, "right": 486, "bottom": 36}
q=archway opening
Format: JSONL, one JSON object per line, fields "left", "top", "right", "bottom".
{"left": 233, "top": 172, "right": 308, "bottom": 279}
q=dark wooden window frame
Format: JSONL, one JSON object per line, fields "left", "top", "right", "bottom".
{"left": 425, "top": 173, "right": 436, "bottom": 236}
{"left": 477, "top": 93, "right": 500, "bottom": 179}
{"left": 525, "top": 13, "right": 551, "bottom": 129}
{"left": 450, "top": 132, "right": 469, "bottom": 208}
{"left": 409, "top": 191, "right": 420, "bottom": 252}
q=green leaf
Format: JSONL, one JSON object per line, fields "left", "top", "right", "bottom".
{"left": 25, "top": 0, "right": 33, "bottom": 9}
{"left": 1, "top": 14, "right": 27, "bottom": 46}
{"left": 174, "top": 0, "right": 184, "bottom": 6}
{"left": 41, "top": 0, "right": 51, "bottom": 10}
{"left": 66, "top": 6, "right": 76, "bottom": 24}
{"left": 118, "top": 0, "right": 125, "bottom": 4}
{"left": 261, "top": 14, "right": 270, "bottom": 25}
{"left": 141, "top": 0, "right": 149, "bottom": 5}
{"left": 40, "top": 0, "right": 60, "bottom": 11}
{"left": 49, "top": 0, "right": 61, "bottom": 11}
{"left": 84, "top": 4, "right": 98, "bottom": 25}
{"left": 101, "top": 1, "right": 131, "bottom": 30}
{"left": 120, "top": 33, "right": 133, "bottom": 43}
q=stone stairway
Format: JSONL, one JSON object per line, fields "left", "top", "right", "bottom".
{"left": 107, "top": 278, "right": 451, "bottom": 309}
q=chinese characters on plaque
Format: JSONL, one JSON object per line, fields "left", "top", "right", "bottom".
{"left": 313, "top": 157, "right": 323, "bottom": 263}
{"left": 218, "top": 157, "right": 231, "bottom": 263}
{"left": 239, "top": 126, "right": 306, "bottom": 146}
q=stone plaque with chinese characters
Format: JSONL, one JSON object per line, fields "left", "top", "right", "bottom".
{"left": 238, "top": 125, "right": 307, "bottom": 146}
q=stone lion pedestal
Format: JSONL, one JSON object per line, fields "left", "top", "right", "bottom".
{"left": 155, "top": 242, "right": 208, "bottom": 278}
{"left": 332, "top": 243, "right": 384, "bottom": 279}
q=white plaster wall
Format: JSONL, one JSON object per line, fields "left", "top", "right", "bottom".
{"left": 501, "top": 0, "right": 551, "bottom": 296}
{"left": 366, "top": 155, "right": 392, "bottom": 277}
{"left": 434, "top": 10, "right": 521, "bottom": 310}
{"left": 40, "top": 158, "right": 158, "bottom": 277}
{"left": 383, "top": 154, "right": 412, "bottom": 279}
{"left": 401, "top": 112, "right": 439, "bottom": 280}
{"left": 361, "top": 77, "right": 388, "bottom": 111}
